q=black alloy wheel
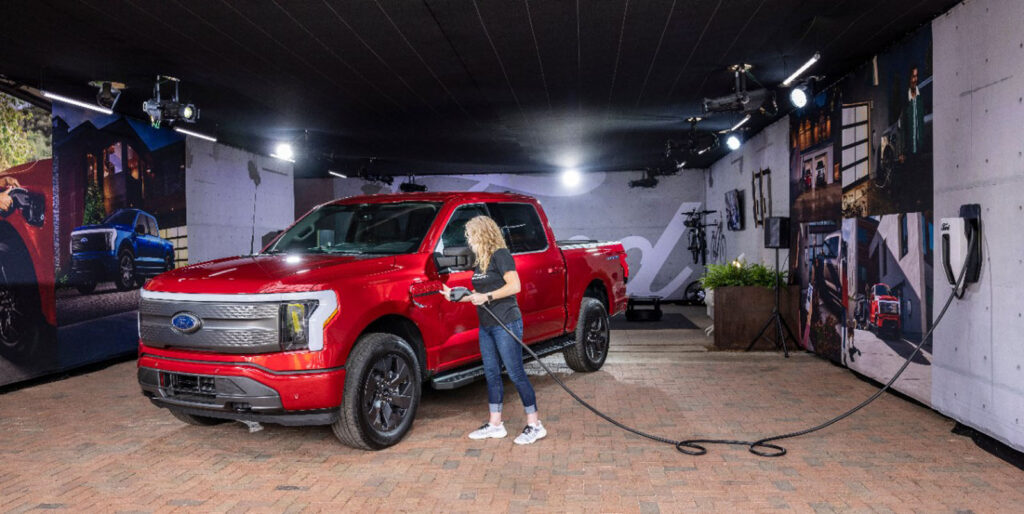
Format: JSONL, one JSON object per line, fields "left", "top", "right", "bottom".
{"left": 332, "top": 332, "right": 422, "bottom": 450}
{"left": 361, "top": 353, "right": 415, "bottom": 433}
{"left": 115, "top": 249, "right": 135, "bottom": 291}
{"left": 564, "top": 297, "right": 611, "bottom": 372}
{"left": 584, "top": 314, "right": 608, "bottom": 364}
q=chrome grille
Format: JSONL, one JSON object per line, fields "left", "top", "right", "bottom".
{"left": 139, "top": 298, "right": 281, "bottom": 354}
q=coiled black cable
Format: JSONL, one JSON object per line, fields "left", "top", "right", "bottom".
{"left": 472, "top": 230, "right": 975, "bottom": 458}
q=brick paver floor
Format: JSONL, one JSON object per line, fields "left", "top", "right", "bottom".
{"left": 1, "top": 306, "right": 1022, "bottom": 512}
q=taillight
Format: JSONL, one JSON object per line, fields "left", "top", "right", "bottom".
{"left": 620, "top": 252, "right": 630, "bottom": 284}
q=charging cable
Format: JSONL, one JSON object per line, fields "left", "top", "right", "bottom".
{"left": 451, "top": 229, "right": 975, "bottom": 457}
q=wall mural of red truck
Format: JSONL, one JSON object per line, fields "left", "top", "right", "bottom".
{"left": 137, "top": 192, "right": 628, "bottom": 449}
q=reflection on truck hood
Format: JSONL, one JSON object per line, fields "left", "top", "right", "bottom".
{"left": 145, "top": 253, "right": 401, "bottom": 294}
{"left": 72, "top": 223, "right": 129, "bottom": 232}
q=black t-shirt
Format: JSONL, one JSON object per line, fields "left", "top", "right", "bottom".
{"left": 471, "top": 248, "right": 522, "bottom": 326}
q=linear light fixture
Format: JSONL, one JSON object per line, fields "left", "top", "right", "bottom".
{"left": 328, "top": 171, "right": 347, "bottom": 179}
{"left": 174, "top": 127, "right": 217, "bottom": 142}
{"left": 730, "top": 114, "right": 751, "bottom": 132}
{"left": 41, "top": 90, "right": 113, "bottom": 115}
{"left": 781, "top": 52, "right": 821, "bottom": 87}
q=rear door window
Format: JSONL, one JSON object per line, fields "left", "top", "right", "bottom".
{"left": 488, "top": 203, "right": 547, "bottom": 253}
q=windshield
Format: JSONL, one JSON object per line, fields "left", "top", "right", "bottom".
{"left": 103, "top": 210, "right": 137, "bottom": 227}
{"left": 873, "top": 284, "right": 891, "bottom": 296}
{"left": 266, "top": 202, "right": 441, "bottom": 256}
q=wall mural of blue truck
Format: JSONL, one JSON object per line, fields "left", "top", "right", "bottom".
{"left": 70, "top": 208, "right": 174, "bottom": 294}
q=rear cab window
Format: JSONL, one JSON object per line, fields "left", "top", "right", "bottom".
{"left": 487, "top": 203, "right": 548, "bottom": 254}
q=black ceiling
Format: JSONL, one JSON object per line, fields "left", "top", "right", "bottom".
{"left": 1, "top": 0, "right": 957, "bottom": 177}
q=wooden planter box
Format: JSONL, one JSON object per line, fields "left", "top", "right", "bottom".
{"left": 712, "top": 285, "right": 800, "bottom": 351}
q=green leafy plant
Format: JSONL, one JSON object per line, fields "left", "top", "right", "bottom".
{"left": 700, "top": 260, "right": 787, "bottom": 290}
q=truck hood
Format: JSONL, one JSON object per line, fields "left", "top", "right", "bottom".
{"left": 145, "top": 253, "right": 401, "bottom": 294}
{"left": 72, "top": 223, "right": 129, "bottom": 232}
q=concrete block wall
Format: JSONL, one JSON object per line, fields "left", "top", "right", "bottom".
{"left": 705, "top": 117, "right": 791, "bottom": 268}
{"left": 931, "top": 0, "right": 1024, "bottom": 452}
{"left": 185, "top": 138, "right": 295, "bottom": 263}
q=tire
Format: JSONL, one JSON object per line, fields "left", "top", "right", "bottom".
{"left": 75, "top": 281, "right": 97, "bottom": 295}
{"left": 0, "top": 240, "right": 43, "bottom": 362}
{"left": 169, "top": 409, "right": 229, "bottom": 426}
{"left": 332, "top": 333, "right": 422, "bottom": 450}
{"left": 683, "top": 280, "right": 706, "bottom": 305}
{"left": 563, "top": 298, "right": 610, "bottom": 372}
{"left": 114, "top": 248, "right": 136, "bottom": 291}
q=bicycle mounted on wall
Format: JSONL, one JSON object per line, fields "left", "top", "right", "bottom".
{"left": 683, "top": 208, "right": 717, "bottom": 266}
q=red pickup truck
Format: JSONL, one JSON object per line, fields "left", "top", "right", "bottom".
{"left": 138, "top": 192, "right": 628, "bottom": 449}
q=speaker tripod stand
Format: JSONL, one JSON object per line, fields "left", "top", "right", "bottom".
{"left": 746, "top": 248, "right": 797, "bottom": 357}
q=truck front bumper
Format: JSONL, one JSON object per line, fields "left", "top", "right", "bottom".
{"left": 138, "top": 351, "right": 346, "bottom": 426}
{"left": 70, "top": 252, "right": 117, "bottom": 281}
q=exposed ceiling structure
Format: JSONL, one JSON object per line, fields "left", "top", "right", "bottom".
{"left": 0, "top": 0, "right": 958, "bottom": 177}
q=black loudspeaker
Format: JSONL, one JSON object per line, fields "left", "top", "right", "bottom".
{"left": 764, "top": 216, "right": 790, "bottom": 249}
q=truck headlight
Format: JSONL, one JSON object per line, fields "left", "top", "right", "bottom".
{"left": 280, "top": 301, "right": 319, "bottom": 351}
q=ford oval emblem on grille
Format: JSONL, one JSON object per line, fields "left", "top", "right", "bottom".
{"left": 80, "top": 237, "right": 88, "bottom": 243}
{"left": 170, "top": 312, "right": 202, "bottom": 334}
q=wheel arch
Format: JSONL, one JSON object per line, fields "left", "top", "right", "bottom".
{"left": 356, "top": 314, "right": 427, "bottom": 379}
{"left": 584, "top": 278, "right": 610, "bottom": 311}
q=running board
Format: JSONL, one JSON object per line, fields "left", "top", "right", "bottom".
{"left": 430, "top": 335, "right": 575, "bottom": 390}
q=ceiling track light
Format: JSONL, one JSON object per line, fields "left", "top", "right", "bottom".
{"left": 726, "top": 134, "right": 742, "bottom": 151}
{"left": 781, "top": 52, "right": 821, "bottom": 87}
{"left": 41, "top": 90, "right": 113, "bottom": 115}
{"left": 789, "top": 86, "right": 809, "bottom": 108}
{"left": 173, "top": 127, "right": 216, "bottom": 142}
{"left": 328, "top": 171, "right": 347, "bottom": 179}
{"left": 561, "top": 168, "right": 582, "bottom": 187}
{"left": 271, "top": 142, "right": 295, "bottom": 162}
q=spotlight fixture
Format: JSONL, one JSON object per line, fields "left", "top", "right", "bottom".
{"left": 399, "top": 175, "right": 427, "bottom": 192}
{"left": 561, "top": 168, "right": 582, "bottom": 187}
{"left": 271, "top": 142, "right": 295, "bottom": 162}
{"left": 173, "top": 127, "right": 217, "bottom": 142}
{"left": 789, "top": 86, "right": 808, "bottom": 108}
{"left": 89, "top": 80, "right": 124, "bottom": 110}
{"left": 629, "top": 168, "right": 660, "bottom": 189}
{"left": 142, "top": 75, "right": 199, "bottom": 128}
{"left": 399, "top": 182, "right": 427, "bottom": 193}
{"left": 781, "top": 52, "right": 821, "bottom": 87}
{"left": 41, "top": 90, "right": 113, "bottom": 115}
{"left": 703, "top": 64, "right": 773, "bottom": 115}
{"left": 726, "top": 134, "right": 742, "bottom": 151}
{"left": 328, "top": 171, "right": 347, "bottom": 179}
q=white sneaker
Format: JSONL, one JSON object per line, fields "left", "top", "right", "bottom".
{"left": 468, "top": 422, "right": 507, "bottom": 440}
{"left": 514, "top": 423, "right": 547, "bottom": 445}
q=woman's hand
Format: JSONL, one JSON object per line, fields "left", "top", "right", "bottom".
{"left": 440, "top": 284, "right": 452, "bottom": 301}
{"left": 468, "top": 293, "right": 489, "bottom": 306}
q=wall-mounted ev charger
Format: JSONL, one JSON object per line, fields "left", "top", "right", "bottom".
{"left": 940, "top": 203, "right": 982, "bottom": 298}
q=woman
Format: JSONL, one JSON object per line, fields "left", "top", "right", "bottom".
{"left": 442, "top": 215, "right": 546, "bottom": 445}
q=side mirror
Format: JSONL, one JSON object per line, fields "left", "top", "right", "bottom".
{"left": 434, "top": 246, "right": 473, "bottom": 272}
{"left": 136, "top": 224, "right": 146, "bottom": 235}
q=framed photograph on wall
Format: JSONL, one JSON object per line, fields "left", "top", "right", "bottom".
{"left": 725, "top": 189, "right": 744, "bottom": 231}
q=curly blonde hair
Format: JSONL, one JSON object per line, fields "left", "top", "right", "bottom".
{"left": 465, "top": 215, "right": 507, "bottom": 273}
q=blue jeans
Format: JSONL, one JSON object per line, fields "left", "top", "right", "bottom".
{"left": 478, "top": 319, "right": 537, "bottom": 414}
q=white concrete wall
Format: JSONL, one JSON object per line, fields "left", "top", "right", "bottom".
{"left": 705, "top": 117, "right": 791, "bottom": 268}
{"left": 931, "top": 0, "right": 1024, "bottom": 452}
{"left": 185, "top": 138, "right": 295, "bottom": 263}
